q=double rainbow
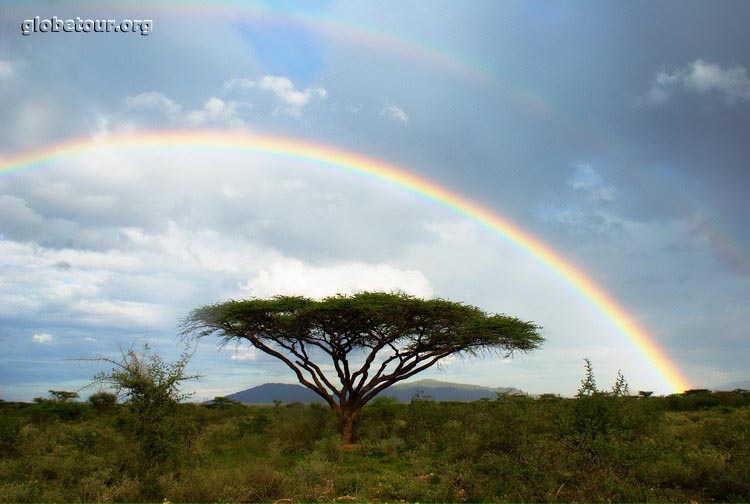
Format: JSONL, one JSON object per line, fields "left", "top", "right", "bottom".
{"left": 0, "top": 130, "right": 692, "bottom": 392}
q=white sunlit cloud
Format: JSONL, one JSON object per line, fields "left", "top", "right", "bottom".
{"left": 0, "top": 241, "right": 170, "bottom": 330}
{"left": 643, "top": 59, "right": 750, "bottom": 105}
{"left": 240, "top": 259, "right": 433, "bottom": 299}
{"left": 126, "top": 91, "right": 182, "bottom": 116}
{"left": 380, "top": 104, "right": 410, "bottom": 124}
{"left": 32, "top": 333, "right": 53, "bottom": 344}
{"left": 228, "top": 347, "right": 259, "bottom": 361}
{"left": 185, "top": 97, "right": 245, "bottom": 126}
{"left": 224, "top": 75, "right": 326, "bottom": 117}
{"left": 72, "top": 299, "right": 167, "bottom": 328}
{"left": 125, "top": 91, "right": 248, "bottom": 127}
{"left": 0, "top": 147, "right": 439, "bottom": 347}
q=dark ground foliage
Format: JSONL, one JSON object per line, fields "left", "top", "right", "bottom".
{"left": 0, "top": 389, "right": 749, "bottom": 503}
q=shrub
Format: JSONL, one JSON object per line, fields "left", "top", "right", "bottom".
{"left": 203, "top": 395, "right": 242, "bottom": 410}
{"left": 237, "top": 410, "right": 271, "bottom": 436}
{"left": 28, "top": 398, "right": 91, "bottom": 422}
{"left": 88, "top": 391, "right": 117, "bottom": 414}
{"left": 0, "top": 414, "right": 21, "bottom": 456}
{"left": 84, "top": 343, "right": 200, "bottom": 497}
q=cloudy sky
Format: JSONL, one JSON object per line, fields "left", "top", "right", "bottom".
{"left": 1, "top": 0, "right": 748, "bottom": 401}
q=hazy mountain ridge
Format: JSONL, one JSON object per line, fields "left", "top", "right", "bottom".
{"left": 223, "top": 379, "right": 523, "bottom": 403}
{"left": 715, "top": 380, "right": 750, "bottom": 391}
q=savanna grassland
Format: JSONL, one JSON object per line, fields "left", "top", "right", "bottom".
{"left": 1, "top": 389, "right": 749, "bottom": 503}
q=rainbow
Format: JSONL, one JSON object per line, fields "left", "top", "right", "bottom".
{"left": 1, "top": 1, "right": 609, "bottom": 148}
{"left": 4, "top": 2, "right": 563, "bottom": 128}
{"left": 0, "top": 129, "right": 692, "bottom": 392}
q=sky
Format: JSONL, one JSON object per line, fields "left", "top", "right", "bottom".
{"left": 1, "top": 0, "right": 748, "bottom": 401}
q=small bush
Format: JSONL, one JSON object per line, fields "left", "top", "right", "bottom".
{"left": 88, "top": 391, "right": 117, "bottom": 414}
{"left": 0, "top": 414, "right": 21, "bottom": 456}
{"left": 238, "top": 411, "right": 271, "bottom": 436}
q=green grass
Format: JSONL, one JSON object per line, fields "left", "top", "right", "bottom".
{"left": 1, "top": 390, "right": 749, "bottom": 502}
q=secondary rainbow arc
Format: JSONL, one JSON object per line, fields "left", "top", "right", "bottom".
{"left": 0, "top": 129, "right": 692, "bottom": 392}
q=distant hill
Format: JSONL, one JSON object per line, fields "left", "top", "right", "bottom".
{"left": 223, "top": 379, "right": 522, "bottom": 404}
{"left": 225, "top": 383, "right": 323, "bottom": 404}
{"left": 380, "top": 379, "right": 522, "bottom": 402}
{"left": 715, "top": 380, "right": 750, "bottom": 391}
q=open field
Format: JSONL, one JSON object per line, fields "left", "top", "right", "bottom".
{"left": 1, "top": 390, "right": 749, "bottom": 503}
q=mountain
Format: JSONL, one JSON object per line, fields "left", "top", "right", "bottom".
{"left": 380, "top": 379, "right": 522, "bottom": 402}
{"left": 223, "top": 379, "right": 522, "bottom": 404}
{"left": 225, "top": 383, "right": 324, "bottom": 403}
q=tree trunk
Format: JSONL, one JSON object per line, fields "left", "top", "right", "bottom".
{"left": 340, "top": 407, "right": 361, "bottom": 444}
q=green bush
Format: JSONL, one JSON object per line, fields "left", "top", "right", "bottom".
{"left": 237, "top": 411, "right": 271, "bottom": 436}
{"left": 88, "top": 391, "right": 117, "bottom": 414}
{"left": 28, "top": 398, "right": 92, "bottom": 422}
{"left": 0, "top": 415, "right": 21, "bottom": 457}
{"left": 1, "top": 388, "right": 749, "bottom": 502}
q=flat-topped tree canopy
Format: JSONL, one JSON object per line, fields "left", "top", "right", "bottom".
{"left": 181, "top": 291, "right": 543, "bottom": 443}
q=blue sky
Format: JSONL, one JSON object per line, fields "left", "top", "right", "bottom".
{"left": 1, "top": 0, "right": 748, "bottom": 400}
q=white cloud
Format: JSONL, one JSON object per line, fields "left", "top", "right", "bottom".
{"left": 0, "top": 59, "right": 14, "bottom": 80}
{"left": 644, "top": 84, "right": 670, "bottom": 105}
{"left": 224, "top": 75, "right": 326, "bottom": 117}
{"left": 10, "top": 100, "right": 62, "bottom": 147}
{"left": 223, "top": 77, "right": 256, "bottom": 91}
{"left": 185, "top": 97, "right": 244, "bottom": 126}
{"left": 241, "top": 259, "right": 433, "bottom": 299}
{"left": 536, "top": 165, "right": 622, "bottom": 235}
{"left": 72, "top": 299, "right": 166, "bottom": 327}
{"left": 380, "top": 104, "right": 409, "bottom": 124}
{"left": 568, "top": 165, "right": 619, "bottom": 202}
{"left": 642, "top": 59, "right": 750, "bottom": 105}
{"left": 0, "top": 239, "right": 170, "bottom": 329}
{"left": 126, "top": 91, "right": 182, "bottom": 116}
{"left": 126, "top": 92, "right": 247, "bottom": 127}
{"left": 229, "top": 347, "right": 259, "bottom": 361}
{"left": 257, "top": 76, "right": 326, "bottom": 106}
{"left": 32, "top": 333, "right": 53, "bottom": 344}
{"left": 683, "top": 60, "right": 750, "bottom": 99}
{"left": 569, "top": 164, "right": 602, "bottom": 190}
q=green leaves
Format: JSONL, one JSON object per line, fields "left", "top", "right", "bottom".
{"left": 184, "top": 291, "right": 543, "bottom": 356}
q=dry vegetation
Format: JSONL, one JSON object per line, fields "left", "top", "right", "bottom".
{"left": 1, "top": 388, "right": 749, "bottom": 502}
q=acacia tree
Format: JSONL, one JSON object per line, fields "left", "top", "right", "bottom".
{"left": 182, "top": 291, "right": 543, "bottom": 443}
